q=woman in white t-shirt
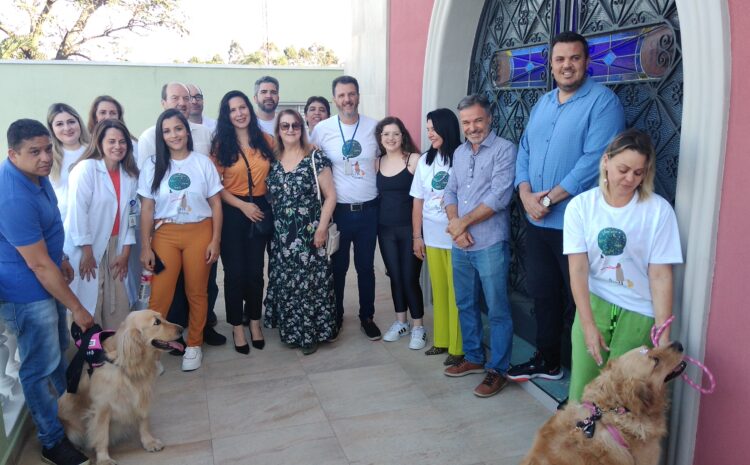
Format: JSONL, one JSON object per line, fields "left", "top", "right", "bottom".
{"left": 139, "top": 109, "right": 223, "bottom": 372}
{"left": 563, "top": 129, "right": 683, "bottom": 402}
{"left": 409, "top": 108, "right": 465, "bottom": 366}
{"left": 47, "top": 103, "right": 91, "bottom": 222}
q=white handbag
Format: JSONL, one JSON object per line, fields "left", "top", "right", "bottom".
{"left": 311, "top": 151, "right": 340, "bottom": 260}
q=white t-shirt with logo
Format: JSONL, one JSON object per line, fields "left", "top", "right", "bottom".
{"left": 137, "top": 152, "right": 223, "bottom": 224}
{"left": 311, "top": 115, "right": 378, "bottom": 204}
{"left": 409, "top": 153, "right": 452, "bottom": 249}
{"left": 563, "top": 187, "right": 683, "bottom": 318}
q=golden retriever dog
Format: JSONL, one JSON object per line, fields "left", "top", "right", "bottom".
{"left": 58, "top": 310, "right": 183, "bottom": 465}
{"left": 521, "top": 341, "right": 687, "bottom": 465}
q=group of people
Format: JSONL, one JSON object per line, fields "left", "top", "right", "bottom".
{"left": 0, "top": 31, "right": 683, "bottom": 465}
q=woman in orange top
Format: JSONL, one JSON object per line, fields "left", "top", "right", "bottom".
{"left": 211, "top": 90, "right": 275, "bottom": 353}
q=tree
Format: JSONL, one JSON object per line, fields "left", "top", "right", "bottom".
{"left": 227, "top": 41, "right": 340, "bottom": 67}
{"left": 0, "top": 0, "right": 187, "bottom": 60}
{"left": 186, "top": 54, "right": 224, "bottom": 65}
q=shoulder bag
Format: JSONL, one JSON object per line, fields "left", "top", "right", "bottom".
{"left": 311, "top": 150, "right": 340, "bottom": 260}
{"left": 238, "top": 150, "right": 274, "bottom": 238}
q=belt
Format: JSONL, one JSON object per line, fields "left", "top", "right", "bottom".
{"left": 336, "top": 198, "right": 379, "bottom": 212}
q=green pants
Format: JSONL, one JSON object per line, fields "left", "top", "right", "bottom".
{"left": 425, "top": 246, "right": 463, "bottom": 356}
{"left": 569, "top": 293, "right": 654, "bottom": 402}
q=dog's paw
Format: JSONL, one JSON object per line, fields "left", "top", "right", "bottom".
{"left": 142, "top": 438, "right": 164, "bottom": 452}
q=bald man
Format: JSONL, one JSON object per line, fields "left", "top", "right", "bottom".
{"left": 186, "top": 84, "right": 217, "bottom": 133}
{"left": 136, "top": 82, "right": 213, "bottom": 167}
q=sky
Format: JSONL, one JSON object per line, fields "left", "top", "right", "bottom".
{"left": 121, "top": 0, "right": 352, "bottom": 64}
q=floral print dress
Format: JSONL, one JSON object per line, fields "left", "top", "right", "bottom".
{"left": 263, "top": 150, "right": 336, "bottom": 347}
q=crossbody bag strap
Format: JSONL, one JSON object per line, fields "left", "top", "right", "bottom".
{"left": 310, "top": 150, "right": 323, "bottom": 207}
{"left": 237, "top": 149, "right": 255, "bottom": 203}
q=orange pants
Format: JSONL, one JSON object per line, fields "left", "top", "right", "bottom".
{"left": 149, "top": 219, "right": 213, "bottom": 347}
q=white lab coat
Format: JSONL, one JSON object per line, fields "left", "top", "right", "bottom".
{"left": 64, "top": 159, "right": 138, "bottom": 315}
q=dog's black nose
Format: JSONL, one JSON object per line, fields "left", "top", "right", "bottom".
{"left": 671, "top": 341, "right": 684, "bottom": 353}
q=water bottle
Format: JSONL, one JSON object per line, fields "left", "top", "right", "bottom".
{"left": 135, "top": 270, "right": 153, "bottom": 310}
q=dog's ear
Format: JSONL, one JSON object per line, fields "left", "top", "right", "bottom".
{"left": 115, "top": 327, "right": 145, "bottom": 368}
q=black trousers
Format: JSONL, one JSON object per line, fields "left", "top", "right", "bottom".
{"left": 219, "top": 199, "right": 270, "bottom": 326}
{"left": 523, "top": 221, "right": 574, "bottom": 368}
{"left": 166, "top": 262, "right": 218, "bottom": 328}
{"left": 378, "top": 224, "right": 424, "bottom": 320}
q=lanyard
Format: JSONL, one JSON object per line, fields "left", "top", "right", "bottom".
{"left": 338, "top": 115, "right": 360, "bottom": 159}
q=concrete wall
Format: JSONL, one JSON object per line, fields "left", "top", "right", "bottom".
{"left": 346, "top": 0, "right": 388, "bottom": 121}
{"left": 387, "top": 0, "right": 435, "bottom": 146}
{"left": 0, "top": 62, "right": 343, "bottom": 154}
{"left": 693, "top": 0, "right": 750, "bottom": 463}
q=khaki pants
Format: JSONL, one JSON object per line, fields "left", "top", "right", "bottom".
{"left": 94, "top": 235, "right": 132, "bottom": 330}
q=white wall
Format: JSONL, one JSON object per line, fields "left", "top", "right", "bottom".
{"left": 346, "top": 0, "right": 389, "bottom": 120}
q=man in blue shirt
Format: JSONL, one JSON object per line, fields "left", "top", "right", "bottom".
{"left": 510, "top": 32, "right": 625, "bottom": 382}
{"left": 0, "top": 119, "right": 94, "bottom": 465}
{"left": 442, "top": 94, "right": 517, "bottom": 398}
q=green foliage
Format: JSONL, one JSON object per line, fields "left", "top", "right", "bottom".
{"left": 227, "top": 41, "right": 340, "bottom": 67}
{"left": 0, "top": 0, "right": 186, "bottom": 60}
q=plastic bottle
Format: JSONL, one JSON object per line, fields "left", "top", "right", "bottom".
{"left": 135, "top": 270, "right": 153, "bottom": 310}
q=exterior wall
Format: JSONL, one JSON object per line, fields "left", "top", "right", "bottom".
{"left": 387, "top": 0, "right": 435, "bottom": 145}
{"left": 347, "top": 0, "right": 389, "bottom": 121}
{"left": 693, "top": 0, "right": 750, "bottom": 463}
{"left": 0, "top": 62, "right": 343, "bottom": 154}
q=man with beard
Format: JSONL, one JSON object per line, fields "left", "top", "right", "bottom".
{"left": 509, "top": 31, "right": 625, "bottom": 383}
{"left": 253, "top": 75, "right": 280, "bottom": 136}
{"left": 186, "top": 83, "right": 216, "bottom": 133}
{"left": 442, "top": 94, "right": 517, "bottom": 398}
{"left": 310, "top": 75, "right": 381, "bottom": 340}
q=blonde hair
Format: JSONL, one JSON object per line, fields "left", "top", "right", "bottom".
{"left": 599, "top": 128, "right": 656, "bottom": 202}
{"left": 274, "top": 109, "right": 312, "bottom": 156}
{"left": 46, "top": 103, "right": 91, "bottom": 181}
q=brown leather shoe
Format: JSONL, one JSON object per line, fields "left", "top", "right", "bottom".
{"left": 473, "top": 371, "right": 508, "bottom": 397}
{"left": 444, "top": 359, "right": 485, "bottom": 377}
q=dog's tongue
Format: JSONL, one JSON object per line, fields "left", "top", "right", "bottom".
{"left": 167, "top": 340, "right": 185, "bottom": 352}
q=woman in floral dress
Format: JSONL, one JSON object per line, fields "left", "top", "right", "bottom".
{"left": 264, "top": 109, "right": 337, "bottom": 355}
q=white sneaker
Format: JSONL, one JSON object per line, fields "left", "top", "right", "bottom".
{"left": 409, "top": 326, "right": 427, "bottom": 350}
{"left": 383, "top": 320, "right": 410, "bottom": 342}
{"left": 181, "top": 346, "right": 202, "bottom": 371}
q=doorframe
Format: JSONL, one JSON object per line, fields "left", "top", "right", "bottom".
{"left": 421, "top": 1, "right": 731, "bottom": 463}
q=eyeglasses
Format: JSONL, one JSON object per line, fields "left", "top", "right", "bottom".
{"left": 190, "top": 94, "right": 204, "bottom": 102}
{"left": 280, "top": 122, "right": 302, "bottom": 132}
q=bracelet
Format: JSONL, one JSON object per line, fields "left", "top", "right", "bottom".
{"left": 61, "top": 253, "right": 69, "bottom": 261}
{"left": 412, "top": 236, "right": 423, "bottom": 240}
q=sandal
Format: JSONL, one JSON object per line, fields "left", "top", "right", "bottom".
{"left": 424, "top": 345, "right": 447, "bottom": 356}
{"left": 444, "top": 354, "right": 465, "bottom": 366}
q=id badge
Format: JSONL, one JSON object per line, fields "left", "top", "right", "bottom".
{"left": 128, "top": 213, "right": 138, "bottom": 228}
{"left": 344, "top": 158, "right": 353, "bottom": 176}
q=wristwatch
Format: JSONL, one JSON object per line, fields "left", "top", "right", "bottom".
{"left": 542, "top": 195, "right": 552, "bottom": 208}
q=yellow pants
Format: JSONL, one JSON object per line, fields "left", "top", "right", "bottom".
{"left": 426, "top": 246, "right": 463, "bottom": 356}
{"left": 149, "top": 219, "right": 213, "bottom": 347}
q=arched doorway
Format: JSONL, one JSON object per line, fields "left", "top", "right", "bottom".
{"left": 467, "top": 0, "right": 683, "bottom": 400}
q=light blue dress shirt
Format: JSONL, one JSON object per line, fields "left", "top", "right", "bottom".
{"left": 514, "top": 77, "right": 625, "bottom": 229}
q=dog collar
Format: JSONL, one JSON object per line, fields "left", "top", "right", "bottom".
{"left": 578, "top": 401, "right": 630, "bottom": 449}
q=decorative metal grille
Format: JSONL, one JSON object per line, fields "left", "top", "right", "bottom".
{"left": 468, "top": 0, "right": 682, "bottom": 296}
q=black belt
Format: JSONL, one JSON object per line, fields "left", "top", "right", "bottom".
{"left": 336, "top": 198, "right": 379, "bottom": 212}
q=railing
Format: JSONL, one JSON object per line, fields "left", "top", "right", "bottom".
{"left": 0, "top": 320, "right": 24, "bottom": 438}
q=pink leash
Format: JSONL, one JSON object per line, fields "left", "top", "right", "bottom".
{"left": 650, "top": 315, "right": 716, "bottom": 394}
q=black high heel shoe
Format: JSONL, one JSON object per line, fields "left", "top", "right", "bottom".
{"left": 251, "top": 334, "right": 265, "bottom": 350}
{"left": 233, "top": 332, "right": 250, "bottom": 355}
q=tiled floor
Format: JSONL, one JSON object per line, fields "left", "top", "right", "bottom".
{"left": 15, "top": 256, "right": 553, "bottom": 465}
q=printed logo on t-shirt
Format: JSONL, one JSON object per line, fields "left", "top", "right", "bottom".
{"left": 597, "top": 227, "right": 633, "bottom": 288}
{"left": 431, "top": 171, "right": 449, "bottom": 190}
{"left": 343, "top": 140, "right": 362, "bottom": 158}
{"left": 168, "top": 173, "right": 191, "bottom": 191}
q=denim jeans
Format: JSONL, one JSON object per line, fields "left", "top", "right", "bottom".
{"left": 451, "top": 241, "right": 513, "bottom": 373}
{"left": 331, "top": 203, "right": 378, "bottom": 324}
{"left": 0, "top": 298, "right": 68, "bottom": 448}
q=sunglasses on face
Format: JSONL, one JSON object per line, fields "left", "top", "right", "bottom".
{"left": 280, "top": 122, "right": 302, "bottom": 132}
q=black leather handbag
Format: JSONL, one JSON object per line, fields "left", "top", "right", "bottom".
{"left": 238, "top": 150, "right": 274, "bottom": 238}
